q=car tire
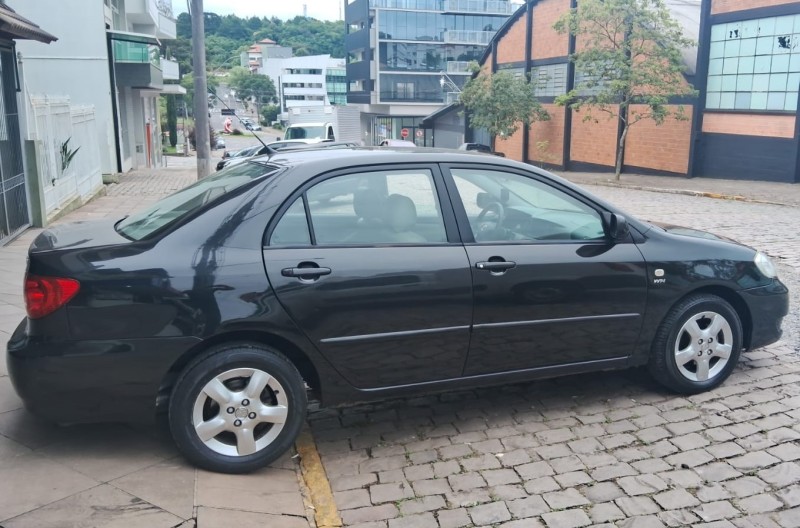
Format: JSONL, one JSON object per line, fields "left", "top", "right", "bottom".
{"left": 649, "top": 293, "right": 742, "bottom": 394}
{"left": 168, "top": 343, "right": 307, "bottom": 473}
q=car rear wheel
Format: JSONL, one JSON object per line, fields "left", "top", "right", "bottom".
{"left": 168, "top": 344, "right": 306, "bottom": 473}
{"left": 649, "top": 294, "right": 742, "bottom": 394}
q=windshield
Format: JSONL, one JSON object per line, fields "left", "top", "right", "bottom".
{"left": 115, "top": 162, "right": 277, "bottom": 241}
{"left": 286, "top": 126, "right": 324, "bottom": 140}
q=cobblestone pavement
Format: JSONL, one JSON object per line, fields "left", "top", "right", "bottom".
{"left": 311, "top": 186, "right": 800, "bottom": 528}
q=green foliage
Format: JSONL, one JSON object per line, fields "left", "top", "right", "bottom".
{"left": 460, "top": 70, "right": 550, "bottom": 143}
{"left": 58, "top": 137, "right": 80, "bottom": 183}
{"left": 554, "top": 0, "right": 698, "bottom": 178}
{"left": 228, "top": 67, "right": 277, "bottom": 110}
{"left": 180, "top": 73, "right": 220, "bottom": 113}
{"left": 261, "top": 104, "right": 280, "bottom": 125}
{"left": 173, "top": 12, "right": 344, "bottom": 75}
{"left": 166, "top": 95, "right": 178, "bottom": 148}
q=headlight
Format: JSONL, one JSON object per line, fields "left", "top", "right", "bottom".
{"left": 754, "top": 252, "right": 778, "bottom": 278}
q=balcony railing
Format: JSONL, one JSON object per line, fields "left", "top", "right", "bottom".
{"left": 370, "top": 0, "right": 441, "bottom": 9}
{"left": 442, "top": 0, "right": 514, "bottom": 14}
{"left": 444, "top": 30, "right": 496, "bottom": 45}
{"left": 369, "top": 0, "right": 514, "bottom": 12}
{"left": 156, "top": 0, "right": 173, "bottom": 17}
{"left": 114, "top": 41, "right": 161, "bottom": 68}
{"left": 446, "top": 61, "right": 471, "bottom": 73}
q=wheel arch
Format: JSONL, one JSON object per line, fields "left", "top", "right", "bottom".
{"left": 155, "top": 330, "right": 322, "bottom": 414}
{"left": 668, "top": 285, "right": 753, "bottom": 349}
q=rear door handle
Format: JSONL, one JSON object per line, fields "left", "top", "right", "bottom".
{"left": 475, "top": 261, "right": 516, "bottom": 272}
{"left": 281, "top": 267, "right": 331, "bottom": 279}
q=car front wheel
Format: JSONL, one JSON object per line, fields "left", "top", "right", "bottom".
{"left": 169, "top": 344, "right": 307, "bottom": 473}
{"left": 649, "top": 294, "right": 743, "bottom": 394}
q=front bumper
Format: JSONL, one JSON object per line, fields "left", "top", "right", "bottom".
{"left": 740, "top": 279, "right": 789, "bottom": 350}
{"left": 6, "top": 319, "right": 200, "bottom": 424}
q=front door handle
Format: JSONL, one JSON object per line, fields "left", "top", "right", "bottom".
{"left": 281, "top": 267, "right": 332, "bottom": 279}
{"left": 475, "top": 260, "right": 516, "bottom": 272}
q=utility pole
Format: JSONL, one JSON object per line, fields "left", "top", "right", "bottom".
{"left": 191, "top": 0, "right": 211, "bottom": 179}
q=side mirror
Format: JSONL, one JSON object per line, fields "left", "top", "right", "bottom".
{"left": 603, "top": 212, "right": 630, "bottom": 241}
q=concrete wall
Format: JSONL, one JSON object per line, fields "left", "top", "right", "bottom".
{"left": 12, "top": 0, "right": 117, "bottom": 175}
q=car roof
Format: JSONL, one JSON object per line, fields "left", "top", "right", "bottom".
{"left": 251, "top": 146, "right": 526, "bottom": 173}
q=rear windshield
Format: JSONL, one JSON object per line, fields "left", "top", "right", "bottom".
{"left": 116, "top": 162, "right": 276, "bottom": 241}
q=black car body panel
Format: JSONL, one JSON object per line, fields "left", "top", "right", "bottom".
{"left": 7, "top": 148, "right": 789, "bottom": 424}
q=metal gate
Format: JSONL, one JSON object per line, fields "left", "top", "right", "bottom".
{"left": 0, "top": 47, "right": 30, "bottom": 244}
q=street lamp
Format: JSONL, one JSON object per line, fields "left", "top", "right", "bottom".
{"left": 439, "top": 71, "right": 462, "bottom": 104}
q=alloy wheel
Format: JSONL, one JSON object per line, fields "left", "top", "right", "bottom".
{"left": 192, "top": 367, "right": 289, "bottom": 457}
{"left": 674, "top": 311, "right": 733, "bottom": 382}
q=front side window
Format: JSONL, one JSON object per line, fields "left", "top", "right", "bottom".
{"left": 269, "top": 169, "right": 447, "bottom": 246}
{"left": 116, "top": 162, "right": 275, "bottom": 241}
{"left": 450, "top": 168, "right": 605, "bottom": 243}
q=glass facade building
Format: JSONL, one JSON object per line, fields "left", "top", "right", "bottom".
{"left": 345, "top": 0, "right": 514, "bottom": 107}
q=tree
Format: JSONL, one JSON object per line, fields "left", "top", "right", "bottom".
{"left": 460, "top": 69, "right": 550, "bottom": 149}
{"left": 228, "top": 67, "right": 277, "bottom": 115}
{"left": 166, "top": 95, "right": 178, "bottom": 148}
{"left": 261, "top": 104, "right": 280, "bottom": 125}
{"left": 180, "top": 73, "right": 220, "bottom": 114}
{"left": 554, "top": 0, "right": 698, "bottom": 179}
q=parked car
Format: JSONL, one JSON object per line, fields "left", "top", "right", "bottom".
{"left": 216, "top": 140, "right": 316, "bottom": 171}
{"left": 379, "top": 139, "right": 416, "bottom": 148}
{"left": 458, "top": 143, "right": 505, "bottom": 157}
{"left": 8, "top": 148, "right": 788, "bottom": 474}
{"left": 216, "top": 145, "right": 263, "bottom": 171}
{"left": 214, "top": 137, "right": 226, "bottom": 150}
{"left": 244, "top": 122, "right": 262, "bottom": 132}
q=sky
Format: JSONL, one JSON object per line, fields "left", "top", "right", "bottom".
{"left": 175, "top": 0, "right": 342, "bottom": 21}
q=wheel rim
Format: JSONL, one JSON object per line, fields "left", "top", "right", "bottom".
{"left": 192, "top": 368, "right": 289, "bottom": 457}
{"left": 674, "top": 311, "right": 734, "bottom": 382}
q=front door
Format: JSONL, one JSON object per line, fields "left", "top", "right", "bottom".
{"left": 263, "top": 165, "right": 472, "bottom": 389}
{"left": 443, "top": 165, "right": 648, "bottom": 375}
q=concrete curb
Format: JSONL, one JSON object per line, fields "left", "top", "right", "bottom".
{"left": 568, "top": 179, "right": 793, "bottom": 207}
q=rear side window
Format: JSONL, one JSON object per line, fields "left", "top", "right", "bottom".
{"left": 268, "top": 169, "right": 447, "bottom": 246}
{"left": 116, "top": 162, "right": 275, "bottom": 241}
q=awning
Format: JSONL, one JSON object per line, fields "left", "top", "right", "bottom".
{"left": 161, "top": 84, "right": 187, "bottom": 95}
{"left": 0, "top": 5, "right": 57, "bottom": 43}
{"left": 420, "top": 103, "right": 462, "bottom": 129}
{"left": 107, "top": 29, "right": 160, "bottom": 46}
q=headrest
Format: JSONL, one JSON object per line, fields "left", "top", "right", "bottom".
{"left": 385, "top": 194, "right": 417, "bottom": 232}
{"left": 353, "top": 189, "right": 383, "bottom": 220}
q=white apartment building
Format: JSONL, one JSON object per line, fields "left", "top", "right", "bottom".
{"left": 13, "top": 0, "right": 178, "bottom": 175}
{"left": 242, "top": 42, "right": 347, "bottom": 120}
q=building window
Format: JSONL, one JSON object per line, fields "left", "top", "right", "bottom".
{"left": 706, "top": 15, "right": 800, "bottom": 112}
{"left": 533, "top": 63, "right": 568, "bottom": 97}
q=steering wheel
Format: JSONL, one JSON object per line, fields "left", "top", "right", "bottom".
{"left": 476, "top": 201, "right": 506, "bottom": 238}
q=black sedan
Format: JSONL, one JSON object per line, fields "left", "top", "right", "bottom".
{"left": 7, "top": 148, "right": 788, "bottom": 473}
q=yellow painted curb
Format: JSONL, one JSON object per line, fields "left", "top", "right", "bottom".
{"left": 295, "top": 425, "right": 342, "bottom": 528}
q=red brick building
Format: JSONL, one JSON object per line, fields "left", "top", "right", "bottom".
{"left": 458, "top": 0, "right": 800, "bottom": 183}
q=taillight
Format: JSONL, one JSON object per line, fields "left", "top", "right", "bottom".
{"left": 24, "top": 275, "right": 80, "bottom": 319}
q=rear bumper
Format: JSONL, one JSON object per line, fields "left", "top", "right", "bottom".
{"left": 7, "top": 319, "right": 200, "bottom": 424}
{"left": 741, "top": 279, "right": 789, "bottom": 350}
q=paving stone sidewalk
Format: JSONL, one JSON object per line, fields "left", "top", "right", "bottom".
{"left": 0, "top": 160, "right": 313, "bottom": 528}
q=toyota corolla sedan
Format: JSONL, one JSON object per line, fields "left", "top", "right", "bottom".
{"left": 7, "top": 148, "right": 788, "bottom": 474}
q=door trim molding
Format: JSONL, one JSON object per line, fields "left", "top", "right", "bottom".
{"left": 473, "top": 313, "right": 641, "bottom": 330}
{"left": 321, "top": 325, "right": 470, "bottom": 344}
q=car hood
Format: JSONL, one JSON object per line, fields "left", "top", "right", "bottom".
{"left": 30, "top": 219, "right": 130, "bottom": 253}
{"left": 648, "top": 221, "right": 742, "bottom": 245}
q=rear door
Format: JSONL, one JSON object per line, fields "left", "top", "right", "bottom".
{"left": 263, "top": 164, "right": 473, "bottom": 389}
{"left": 443, "top": 164, "right": 648, "bottom": 375}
